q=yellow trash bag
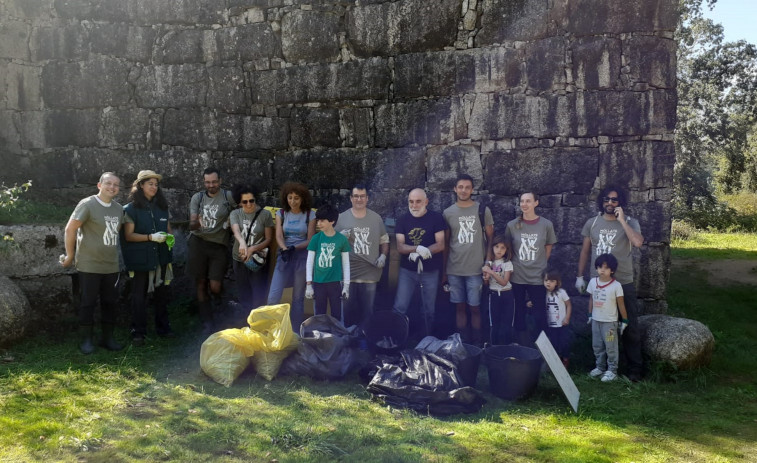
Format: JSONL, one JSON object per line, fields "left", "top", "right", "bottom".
{"left": 200, "top": 328, "right": 258, "bottom": 387}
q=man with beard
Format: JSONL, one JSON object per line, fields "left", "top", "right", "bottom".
{"left": 576, "top": 185, "right": 644, "bottom": 381}
{"left": 188, "top": 167, "right": 236, "bottom": 333}
{"left": 392, "top": 188, "right": 447, "bottom": 337}
{"left": 442, "top": 174, "right": 494, "bottom": 345}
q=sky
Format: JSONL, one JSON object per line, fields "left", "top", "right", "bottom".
{"left": 700, "top": 0, "right": 757, "bottom": 44}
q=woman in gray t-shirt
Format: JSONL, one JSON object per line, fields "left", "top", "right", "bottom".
{"left": 504, "top": 192, "right": 557, "bottom": 344}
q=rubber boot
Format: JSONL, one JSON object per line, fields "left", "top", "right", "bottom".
{"left": 79, "top": 325, "right": 95, "bottom": 355}
{"left": 100, "top": 324, "right": 124, "bottom": 351}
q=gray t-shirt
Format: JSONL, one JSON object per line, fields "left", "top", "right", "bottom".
{"left": 505, "top": 216, "right": 557, "bottom": 285}
{"left": 71, "top": 195, "right": 123, "bottom": 274}
{"left": 189, "top": 190, "right": 235, "bottom": 245}
{"left": 581, "top": 214, "right": 641, "bottom": 285}
{"left": 443, "top": 202, "right": 494, "bottom": 276}
{"left": 230, "top": 207, "right": 274, "bottom": 263}
{"left": 335, "top": 208, "right": 388, "bottom": 283}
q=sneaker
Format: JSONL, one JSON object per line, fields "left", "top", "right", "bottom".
{"left": 601, "top": 371, "right": 617, "bottom": 382}
{"left": 589, "top": 368, "right": 605, "bottom": 378}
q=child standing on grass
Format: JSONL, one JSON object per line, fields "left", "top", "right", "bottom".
{"left": 482, "top": 234, "right": 514, "bottom": 345}
{"left": 587, "top": 253, "right": 628, "bottom": 382}
{"left": 543, "top": 268, "right": 572, "bottom": 368}
{"left": 305, "top": 204, "right": 351, "bottom": 323}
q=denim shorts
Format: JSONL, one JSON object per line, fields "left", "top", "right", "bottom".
{"left": 448, "top": 274, "right": 483, "bottom": 306}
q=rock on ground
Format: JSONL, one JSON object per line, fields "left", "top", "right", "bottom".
{"left": 0, "top": 276, "right": 31, "bottom": 346}
{"left": 639, "top": 314, "right": 714, "bottom": 370}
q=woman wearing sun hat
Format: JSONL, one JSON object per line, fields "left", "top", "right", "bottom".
{"left": 122, "top": 170, "right": 174, "bottom": 345}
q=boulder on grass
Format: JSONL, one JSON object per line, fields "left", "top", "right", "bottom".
{"left": 0, "top": 276, "right": 31, "bottom": 346}
{"left": 639, "top": 314, "right": 714, "bottom": 370}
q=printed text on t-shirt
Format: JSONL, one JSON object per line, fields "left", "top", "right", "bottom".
{"left": 518, "top": 233, "right": 539, "bottom": 261}
{"left": 457, "top": 215, "right": 477, "bottom": 244}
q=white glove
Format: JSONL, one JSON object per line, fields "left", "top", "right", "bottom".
{"left": 305, "top": 285, "right": 314, "bottom": 299}
{"left": 416, "top": 245, "right": 432, "bottom": 260}
{"left": 587, "top": 314, "right": 593, "bottom": 325}
{"left": 375, "top": 254, "right": 386, "bottom": 268}
{"left": 575, "top": 276, "right": 586, "bottom": 294}
{"left": 620, "top": 319, "right": 628, "bottom": 335}
{"left": 341, "top": 283, "right": 350, "bottom": 300}
{"left": 408, "top": 252, "right": 420, "bottom": 262}
{"left": 150, "top": 233, "right": 166, "bottom": 243}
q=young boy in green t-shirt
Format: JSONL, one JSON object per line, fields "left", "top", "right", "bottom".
{"left": 306, "top": 204, "right": 351, "bottom": 323}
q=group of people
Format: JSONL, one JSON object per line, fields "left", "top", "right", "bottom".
{"left": 61, "top": 169, "right": 645, "bottom": 382}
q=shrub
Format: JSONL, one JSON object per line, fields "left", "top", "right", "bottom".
{"left": 671, "top": 220, "right": 699, "bottom": 241}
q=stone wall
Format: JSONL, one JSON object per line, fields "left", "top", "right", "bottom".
{"left": 0, "top": 0, "right": 677, "bottom": 316}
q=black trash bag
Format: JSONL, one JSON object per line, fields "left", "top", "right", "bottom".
{"left": 280, "top": 314, "right": 361, "bottom": 380}
{"left": 415, "top": 333, "right": 469, "bottom": 364}
{"left": 366, "top": 350, "right": 486, "bottom": 416}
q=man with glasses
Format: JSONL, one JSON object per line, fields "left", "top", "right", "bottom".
{"left": 188, "top": 167, "right": 236, "bottom": 333}
{"left": 335, "top": 184, "right": 389, "bottom": 327}
{"left": 576, "top": 185, "right": 644, "bottom": 381}
{"left": 61, "top": 172, "right": 124, "bottom": 354}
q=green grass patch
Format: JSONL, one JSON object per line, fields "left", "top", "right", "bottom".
{"left": 0, "top": 198, "right": 72, "bottom": 225}
{"left": 671, "top": 231, "right": 757, "bottom": 259}
{"left": 1, "top": 234, "right": 756, "bottom": 461}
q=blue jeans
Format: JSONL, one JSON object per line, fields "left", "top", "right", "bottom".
{"left": 267, "top": 248, "right": 307, "bottom": 330}
{"left": 345, "top": 282, "right": 377, "bottom": 328}
{"left": 447, "top": 274, "right": 483, "bottom": 306}
{"left": 393, "top": 268, "right": 439, "bottom": 334}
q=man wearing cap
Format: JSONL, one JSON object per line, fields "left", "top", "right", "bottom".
{"left": 335, "top": 184, "right": 390, "bottom": 327}
{"left": 61, "top": 172, "right": 125, "bottom": 354}
{"left": 393, "top": 188, "right": 446, "bottom": 337}
{"left": 576, "top": 184, "right": 644, "bottom": 381}
{"left": 122, "top": 170, "right": 174, "bottom": 346}
{"left": 188, "top": 167, "right": 236, "bottom": 333}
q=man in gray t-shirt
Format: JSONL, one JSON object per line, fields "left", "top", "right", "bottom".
{"left": 188, "top": 167, "right": 236, "bottom": 332}
{"left": 335, "top": 184, "right": 389, "bottom": 327}
{"left": 61, "top": 172, "right": 124, "bottom": 354}
{"left": 442, "top": 174, "right": 494, "bottom": 345}
{"left": 576, "top": 185, "right": 644, "bottom": 381}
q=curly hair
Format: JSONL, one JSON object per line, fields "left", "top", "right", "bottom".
{"left": 596, "top": 184, "right": 627, "bottom": 212}
{"left": 279, "top": 182, "right": 312, "bottom": 212}
{"left": 232, "top": 183, "right": 260, "bottom": 204}
{"left": 128, "top": 179, "right": 168, "bottom": 210}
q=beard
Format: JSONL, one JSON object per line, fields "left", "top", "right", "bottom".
{"left": 604, "top": 204, "right": 615, "bottom": 214}
{"left": 409, "top": 207, "right": 426, "bottom": 218}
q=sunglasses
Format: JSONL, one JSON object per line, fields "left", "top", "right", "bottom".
{"left": 603, "top": 196, "right": 619, "bottom": 203}
{"left": 240, "top": 199, "right": 255, "bottom": 205}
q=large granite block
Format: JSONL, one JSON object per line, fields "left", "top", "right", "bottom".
{"left": 0, "top": 110, "right": 22, "bottom": 154}
{"left": 558, "top": 0, "right": 679, "bottom": 34}
{"left": 469, "top": 93, "right": 552, "bottom": 140}
{"left": 242, "top": 116, "right": 289, "bottom": 150}
{"left": 623, "top": 36, "right": 677, "bottom": 89}
{"left": 346, "top": 0, "right": 459, "bottom": 57}
{"left": 155, "top": 29, "right": 205, "bottom": 64}
{"left": 90, "top": 23, "right": 157, "bottom": 62}
{"left": 4, "top": 0, "right": 54, "bottom": 19}
{"left": 375, "top": 98, "right": 465, "bottom": 147}
{"left": 365, "top": 147, "right": 426, "bottom": 191}
{"left": 42, "top": 57, "right": 131, "bottom": 109}
{"left": 0, "top": 20, "right": 31, "bottom": 60}
{"left": 484, "top": 147, "right": 598, "bottom": 195}
{"left": 133, "top": 0, "right": 224, "bottom": 25}
{"left": 207, "top": 66, "right": 249, "bottom": 113}
{"left": 44, "top": 110, "right": 101, "bottom": 147}
{"left": 135, "top": 64, "right": 207, "bottom": 108}
{"left": 476, "top": 0, "right": 554, "bottom": 45}
{"left": 99, "top": 108, "right": 151, "bottom": 148}
{"left": 524, "top": 37, "right": 566, "bottom": 92}
{"left": 340, "top": 107, "right": 373, "bottom": 148}
{"left": 578, "top": 90, "right": 676, "bottom": 136}
{"left": 625, "top": 201, "right": 671, "bottom": 243}
{"left": 638, "top": 243, "right": 670, "bottom": 299}
{"left": 290, "top": 107, "right": 341, "bottom": 148}
{"left": 273, "top": 148, "right": 366, "bottom": 189}
{"left": 571, "top": 37, "right": 622, "bottom": 90}
{"left": 281, "top": 10, "right": 341, "bottom": 63}
{"left": 426, "top": 144, "right": 483, "bottom": 190}
{"left": 32, "top": 23, "right": 89, "bottom": 60}
{"left": 599, "top": 141, "right": 675, "bottom": 190}
{"left": 162, "top": 109, "right": 218, "bottom": 150}
{"left": 215, "top": 24, "right": 281, "bottom": 62}
{"left": 4, "top": 63, "right": 42, "bottom": 111}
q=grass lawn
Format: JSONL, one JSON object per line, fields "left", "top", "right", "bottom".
{"left": 1, "top": 234, "right": 756, "bottom": 462}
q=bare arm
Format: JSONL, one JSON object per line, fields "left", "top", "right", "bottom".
{"left": 62, "top": 218, "right": 82, "bottom": 268}
{"left": 615, "top": 206, "right": 644, "bottom": 248}
{"left": 617, "top": 296, "right": 628, "bottom": 320}
{"left": 250, "top": 226, "right": 273, "bottom": 253}
{"left": 577, "top": 236, "right": 592, "bottom": 277}
{"left": 442, "top": 228, "right": 450, "bottom": 281}
{"left": 395, "top": 233, "right": 413, "bottom": 255}
{"left": 231, "top": 223, "right": 249, "bottom": 260}
{"left": 485, "top": 224, "right": 494, "bottom": 261}
{"left": 482, "top": 267, "right": 512, "bottom": 287}
{"left": 294, "top": 217, "right": 316, "bottom": 250}
{"left": 545, "top": 243, "right": 553, "bottom": 261}
{"left": 380, "top": 242, "right": 389, "bottom": 257}
{"left": 430, "top": 230, "right": 445, "bottom": 254}
{"left": 189, "top": 213, "right": 201, "bottom": 231}
{"left": 563, "top": 298, "right": 572, "bottom": 326}
{"left": 274, "top": 212, "right": 286, "bottom": 250}
{"left": 124, "top": 222, "right": 151, "bottom": 243}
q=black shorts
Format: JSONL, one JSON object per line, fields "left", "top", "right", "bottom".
{"left": 187, "top": 234, "right": 229, "bottom": 282}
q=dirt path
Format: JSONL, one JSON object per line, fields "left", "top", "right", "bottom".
{"left": 672, "top": 257, "right": 757, "bottom": 287}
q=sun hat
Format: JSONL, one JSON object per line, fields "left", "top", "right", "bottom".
{"left": 134, "top": 170, "right": 163, "bottom": 185}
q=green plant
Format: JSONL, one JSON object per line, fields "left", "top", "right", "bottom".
{"left": 670, "top": 219, "right": 699, "bottom": 241}
{"left": 0, "top": 180, "right": 31, "bottom": 210}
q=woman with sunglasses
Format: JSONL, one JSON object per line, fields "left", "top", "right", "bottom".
{"left": 230, "top": 184, "right": 274, "bottom": 316}
{"left": 123, "top": 170, "right": 174, "bottom": 346}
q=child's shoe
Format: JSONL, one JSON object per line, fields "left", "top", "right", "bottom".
{"left": 589, "top": 368, "right": 605, "bottom": 378}
{"left": 601, "top": 370, "right": 617, "bottom": 382}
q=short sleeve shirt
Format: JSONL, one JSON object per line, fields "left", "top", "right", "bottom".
{"left": 335, "top": 208, "right": 388, "bottom": 283}
{"left": 71, "top": 195, "right": 123, "bottom": 274}
{"left": 230, "top": 207, "right": 274, "bottom": 263}
{"left": 546, "top": 288, "right": 571, "bottom": 327}
{"left": 189, "top": 190, "right": 235, "bottom": 245}
{"left": 280, "top": 210, "right": 311, "bottom": 247}
{"left": 307, "top": 231, "right": 351, "bottom": 283}
{"left": 443, "top": 202, "right": 494, "bottom": 276}
{"left": 582, "top": 215, "right": 641, "bottom": 285}
{"left": 586, "top": 278, "right": 624, "bottom": 322}
{"left": 505, "top": 217, "right": 557, "bottom": 285}
{"left": 395, "top": 210, "right": 447, "bottom": 272}
{"left": 488, "top": 258, "right": 513, "bottom": 291}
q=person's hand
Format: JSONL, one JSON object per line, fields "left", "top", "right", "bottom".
{"left": 60, "top": 254, "right": 73, "bottom": 268}
{"left": 341, "top": 284, "right": 350, "bottom": 300}
{"left": 305, "top": 285, "right": 314, "bottom": 299}
{"left": 375, "top": 254, "right": 386, "bottom": 268}
{"left": 575, "top": 276, "right": 586, "bottom": 294}
{"left": 416, "top": 245, "right": 432, "bottom": 260}
{"left": 526, "top": 300, "right": 533, "bottom": 308}
{"left": 562, "top": 318, "right": 570, "bottom": 326}
{"left": 409, "top": 252, "right": 420, "bottom": 262}
{"left": 239, "top": 245, "right": 249, "bottom": 260}
{"left": 620, "top": 319, "right": 628, "bottom": 335}
{"left": 587, "top": 314, "right": 593, "bottom": 325}
{"left": 614, "top": 206, "right": 626, "bottom": 223}
{"left": 150, "top": 233, "right": 166, "bottom": 243}
{"left": 280, "top": 245, "right": 296, "bottom": 262}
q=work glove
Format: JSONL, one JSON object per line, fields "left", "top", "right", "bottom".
{"left": 587, "top": 314, "right": 593, "bottom": 325}
{"left": 620, "top": 319, "right": 629, "bottom": 335}
{"left": 375, "top": 254, "right": 386, "bottom": 268}
{"left": 408, "top": 252, "right": 420, "bottom": 262}
{"left": 575, "top": 276, "right": 586, "bottom": 294}
{"left": 416, "top": 245, "right": 432, "bottom": 260}
{"left": 280, "top": 245, "right": 296, "bottom": 262}
{"left": 341, "top": 283, "right": 350, "bottom": 300}
{"left": 305, "top": 285, "right": 314, "bottom": 299}
{"left": 150, "top": 232, "right": 166, "bottom": 243}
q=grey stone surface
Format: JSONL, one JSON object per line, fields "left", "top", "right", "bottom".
{"left": 599, "top": 141, "right": 675, "bottom": 190}
{"left": 365, "top": 147, "right": 427, "bottom": 191}
{"left": 0, "top": 225, "right": 66, "bottom": 278}
{"left": 135, "top": 64, "right": 207, "bottom": 108}
{"left": 477, "top": 0, "right": 554, "bottom": 44}
{"left": 524, "top": 37, "right": 566, "bottom": 92}
{"left": 215, "top": 24, "right": 281, "bottom": 62}
{"left": 339, "top": 107, "right": 373, "bottom": 148}
{"left": 32, "top": 23, "right": 89, "bottom": 61}
{"left": 162, "top": 109, "right": 218, "bottom": 150}
{"left": 90, "top": 23, "right": 157, "bottom": 62}
{"left": 0, "top": 276, "right": 31, "bottom": 346}
{"left": 558, "top": 0, "right": 679, "bottom": 34}
{"left": 638, "top": 243, "right": 669, "bottom": 299}
{"left": 426, "top": 144, "right": 483, "bottom": 190}
{"left": 99, "top": 108, "right": 151, "bottom": 148}
{"left": 375, "top": 98, "right": 465, "bottom": 147}
{"left": 290, "top": 107, "right": 341, "bottom": 148}
{"left": 4, "top": 63, "right": 42, "bottom": 111}
{"left": 281, "top": 10, "right": 341, "bottom": 63}
{"left": 623, "top": 36, "right": 677, "bottom": 89}
{"left": 45, "top": 110, "right": 101, "bottom": 147}
{"left": 42, "top": 57, "right": 131, "bottom": 109}
{"left": 155, "top": 29, "right": 206, "bottom": 64}
{"left": 639, "top": 314, "right": 714, "bottom": 369}
{"left": 0, "top": 20, "right": 31, "bottom": 60}
{"left": 571, "top": 37, "right": 622, "bottom": 90}
{"left": 207, "top": 66, "right": 249, "bottom": 113}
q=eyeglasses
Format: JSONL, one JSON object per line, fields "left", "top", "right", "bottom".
{"left": 603, "top": 196, "right": 619, "bottom": 203}
{"left": 351, "top": 194, "right": 367, "bottom": 199}
{"left": 240, "top": 199, "right": 255, "bottom": 205}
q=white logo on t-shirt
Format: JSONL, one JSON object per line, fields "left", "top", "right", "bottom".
{"left": 518, "top": 233, "right": 538, "bottom": 261}
{"left": 103, "top": 216, "right": 119, "bottom": 246}
{"left": 353, "top": 227, "right": 371, "bottom": 255}
{"left": 319, "top": 243, "right": 336, "bottom": 268}
{"left": 597, "top": 229, "right": 617, "bottom": 255}
{"left": 457, "top": 215, "right": 476, "bottom": 244}
{"left": 203, "top": 204, "right": 220, "bottom": 229}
